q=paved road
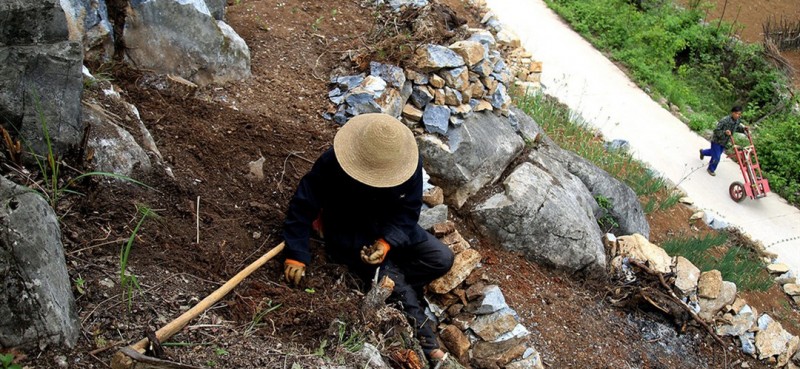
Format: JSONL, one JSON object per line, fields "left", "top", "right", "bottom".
{"left": 486, "top": 0, "right": 800, "bottom": 274}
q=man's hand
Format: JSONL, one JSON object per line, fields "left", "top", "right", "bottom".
{"left": 725, "top": 129, "right": 732, "bottom": 136}
{"left": 360, "top": 239, "right": 391, "bottom": 265}
{"left": 284, "top": 259, "right": 306, "bottom": 286}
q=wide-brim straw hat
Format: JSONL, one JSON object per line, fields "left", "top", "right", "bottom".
{"left": 333, "top": 113, "right": 419, "bottom": 188}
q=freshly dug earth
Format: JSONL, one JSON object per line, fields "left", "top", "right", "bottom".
{"left": 4, "top": 0, "right": 797, "bottom": 368}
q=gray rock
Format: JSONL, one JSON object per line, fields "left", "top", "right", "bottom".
{"left": 473, "top": 161, "right": 606, "bottom": 275}
{"left": 605, "top": 139, "right": 630, "bottom": 152}
{"left": 1, "top": 40, "right": 85, "bottom": 161}
{"left": 85, "top": 103, "right": 152, "bottom": 176}
{"left": 418, "top": 111, "right": 524, "bottom": 208}
{"left": 329, "top": 87, "right": 345, "bottom": 105}
{"left": 674, "top": 256, "right": 700, "bottom": 296}
{"left": 414, "top": 44, "right": 465, "bottom": 72}
{"left": 345, "top": 92, "right": 382, "bottom": 115}
{"left": 470, "top": 309, "right": 518, "bottom": 341}
{"left": 377, "top": 0, "right": 429, "bottom": 11}
{"left": 0, "top": 0, "right": 84, "bottom": 159}
{"left": 494, "top": 323, "right": 530, "bottom": 342}
{"left": 716, "top": 309, "right": 756, "bottom": 336}
{"left": 61, "top": 0, "right": 115, "bottom": 60}
{"left": 466, "top": 285, "right": 508, "bottom": 315}
{"left": 377, "top": 88, "right": 405, "bottom": 118}
{"left": 331, "top": 74, "right": 366, "bottom": 91}
{"left": 490, "top": 83, "right": 511, "bottom": 110}
{"left": 356, "top": 343, "right": 391, "bottom": 369}
{"left": 776, "top": 270, "right": 795, "bottom": 285}
{"left": 468, "top": 29, "right": 496, "bottom": 47}
{"left": 506, "top": 350, "right": 544, "bottom": 369}
{"left": 0, "top": 0, "right": 69, "bottom": 45}
{"left": 740, "top": 332, "right": 756, "bottom": 355}
{"left": 472, "top": 59, "right": 494, "bottom": 78}
{"left": 370, "top": 61, "right": 405, "bottom": 89}
{"left": 440, "top": 66, "right": 469, "bottom": 91}
{"left": 410, "top": 85, "right": 434, "bottom": 109}
{"left": 123, "top": 0, "right": 250, "bottom": 85}
{"left": 0, "top": 176, "right": 78, "bottom": 349}
{"left": 418, "top": 204, "right": 448, "bottom": 231}
{"left": 698, "top": 281, "right": 737, "bottom": 321}
{"left": 422, "top": 104, "right": 451, "bottom": 135}
{"left": 205, "top": 0, "right": 226, "bottom": 20}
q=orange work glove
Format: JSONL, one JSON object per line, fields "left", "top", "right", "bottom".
{"left": 360, "top": 239, "right": 391, "bottom": 265}
{"left": 284, "top": 259, "right": 306, "bottom": 286}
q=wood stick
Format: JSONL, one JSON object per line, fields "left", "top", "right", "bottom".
{"left": 628, "top": 260, "right": 726, "bottom": 347}
{"left": 195, "top": 196, "right": 200, "bottom": 244}
{"left": 111, "top": 242, "right": 285, "bottom": 369}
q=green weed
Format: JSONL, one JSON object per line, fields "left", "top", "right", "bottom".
{"left": 74, "top": 276, "right": 86, "bottom": 295}
{"left": 594, "top": 195, "right": 620, "bottom": 232}
{"left": 120, "top": 204, "right": 159, "bottom": 309}
{"left": 244, "top": 299, "right": 282, "bottom": 336}
{"left": 0, "top": 353, "right": 22, "bottom": 369}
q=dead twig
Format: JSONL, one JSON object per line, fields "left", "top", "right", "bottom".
{"left": 628, "top": 260, "right": 726, "bottom": 347}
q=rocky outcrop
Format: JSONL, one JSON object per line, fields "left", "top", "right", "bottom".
{"left": 0, "top": 0, "right": 85, "bottom": 159}
{"left": 123, "top": 0, "right": 251, "bottom": 86}
{"left": 0, "top": 176, "right": 78, "bottom": 349}
{"left": 474, "top": 161, "right": 606, "bottom": 275}
{"left": 418, "top": 110, "right": 524, "bottom": 208}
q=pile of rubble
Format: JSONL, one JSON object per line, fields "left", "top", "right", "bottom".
{"left": 323, "top": 3, "right": 542, "bottom": 137}
{"left": 416, "top": 187, "right": 544, "bottom": 369}
{"left": 604, "top": 233, "right": 800, "bottom": 368}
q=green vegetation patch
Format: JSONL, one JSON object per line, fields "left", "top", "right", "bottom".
{"left": 544, "top": 0, "right": 800, "bottom": 205}
{"left": 662, "top": 233, "right": 773, "bottom": 291}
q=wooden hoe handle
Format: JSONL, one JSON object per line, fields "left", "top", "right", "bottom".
{"left": 111, "top": 242, "right": 285, "bottom": 369}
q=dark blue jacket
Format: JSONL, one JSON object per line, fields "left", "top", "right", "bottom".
{"left": 282, "top": 148, "right": 427, "bottom": 264}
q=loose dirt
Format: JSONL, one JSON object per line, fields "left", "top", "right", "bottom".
{"left": 4, "top": 0, "right": 798, "bottom": 368}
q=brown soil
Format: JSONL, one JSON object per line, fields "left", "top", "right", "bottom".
{"left": 4, "top": 0, "right": 799, "bottom": 368}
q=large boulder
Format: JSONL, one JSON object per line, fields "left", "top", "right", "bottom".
{"left": 557, "top": 149, "right": 649, "bottom": 237}
{"left": 515, "top": 110, "right": 649, "bottom": 237}
{"left": 473, "top": 160, "right": 606, "bottom": 275}
{"left": 0, "top": 0, "right": 85, "bottom": 159}
{"left": 0, "top": 176, "right": 78, "bottom": 349}
{"left": 418, "top": 111, "right": 524, "bottom": 208}
{"left": 123, "top": 0, "right": 250, "bottom": 85}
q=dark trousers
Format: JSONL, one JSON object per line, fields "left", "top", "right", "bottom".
{"left": 328, "top": 232, "right": 454, "bottom": 355}
{"left": 701, "top": 142, "right": 724, "bottom": 172}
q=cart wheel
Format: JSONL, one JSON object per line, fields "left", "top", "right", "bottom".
{"left": 729, "top": 182, "right": 745, "bottom": 202}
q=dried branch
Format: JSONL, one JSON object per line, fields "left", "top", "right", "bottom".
{"left": 628, "top": 260, "right": 726, "bottom": 347}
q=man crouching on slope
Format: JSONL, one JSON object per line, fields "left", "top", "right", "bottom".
{"left": 281, "top": 113, "right": 454, "bottom": 362}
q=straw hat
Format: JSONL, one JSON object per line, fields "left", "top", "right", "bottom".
{"left": 333, "top": 113, "right": 419, "bottom": 188}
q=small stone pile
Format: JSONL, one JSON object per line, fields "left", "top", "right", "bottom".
{"left": 421, "top": 217, "right": 543, "bottom": 369}
{"left": 323, "top": 6, "right": 542, "bottom": 137}
{"left": 604, "top": 233, "right": 800, "bottom": 368}
{"left": 768, "top": 263, "right": 800, "bottom": 306}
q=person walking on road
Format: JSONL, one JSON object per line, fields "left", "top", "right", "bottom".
{"left": 700, "top": 105, "right": 746, "bottom": 176}
{"left": 281, "top": 113, "right": 454, "bottom": 363}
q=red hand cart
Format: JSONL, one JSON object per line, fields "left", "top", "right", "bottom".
{"left": 728, "top": 127, "right": 770, "bottom": 202}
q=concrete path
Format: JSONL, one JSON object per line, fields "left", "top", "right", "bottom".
{"left": 486, "top": 0, "right": 800, "bottom": 274}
